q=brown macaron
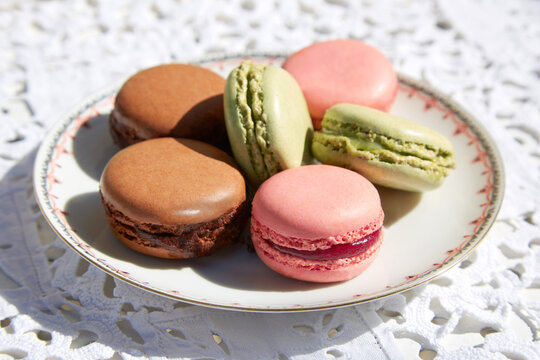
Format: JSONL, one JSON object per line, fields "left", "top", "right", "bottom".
{"left": 99, "top": 138, "right": 247, "bottom": 259}
{"left": 110, "top": 64, "right": 228, "bottom": 150}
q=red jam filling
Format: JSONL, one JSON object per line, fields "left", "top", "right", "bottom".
{"left": 268, "top": 229, "right": 382, "bottom": 261}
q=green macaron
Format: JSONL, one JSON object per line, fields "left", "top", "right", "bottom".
{"left": 224, "top": 60, "right": 313, "bottom": 186}
{"left": 312, "top": 103, "right": 456, "bottom": 192}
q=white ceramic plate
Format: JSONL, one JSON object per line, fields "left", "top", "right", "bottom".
{"left": 34, "top": 54, "right": 504, "bottom": 312}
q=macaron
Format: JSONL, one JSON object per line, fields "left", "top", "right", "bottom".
{"left": 224, "top": 60, "right": 314, "bottom": 187}
{"left": 99, "top": 138, "right": 247, "bottom": 259}
{"left": 312, "top": 104, "right": 457, "bottom": 192}
{"left": 251, "top": 165, "right": 384, "bottom": 283}
{"left": 283, "top": 39, "right": 398, "bottom": 129}
{"left": 110, "top": 64, "right": 228, "bottom": 150}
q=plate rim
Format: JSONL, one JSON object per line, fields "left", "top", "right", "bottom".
{"left": 33, "top": 52, "right": 505, "bottom": 312}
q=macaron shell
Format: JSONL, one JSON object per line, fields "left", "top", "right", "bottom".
{"left": 262, "top": 66, "right": 314, "bottom": 171}
{"left": 283, "top": 39, "right": 398, "bottom": 129}
{"left": 312, "top": 140, "right": 445, "bottom": 191}
{"left": 251, "top": 165, "right": 383, "bottom": 240}
{"left": 113, "top": 64, "right": 227, "bottom": 147}
{"left": 100, "top": 138, "right": 245, "bottom": 225}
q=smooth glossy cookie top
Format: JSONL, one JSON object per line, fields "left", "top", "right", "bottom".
{"left": 100, "top": 138, "right": 246, "bottom": 225}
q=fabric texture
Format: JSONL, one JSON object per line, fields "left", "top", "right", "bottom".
{"left": 0, "top": 0, "right": 539, "bottom": 359}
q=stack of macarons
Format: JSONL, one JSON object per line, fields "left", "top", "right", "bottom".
{"left": 101, "top": 64, "right": 247, "bottom": 260}
{"left": 99, "top": 39, "right": 456, "bottom": 283}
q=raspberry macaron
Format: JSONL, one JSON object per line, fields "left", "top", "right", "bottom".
{"left": 251, "top": 164, "right": 384, "bottom": 282}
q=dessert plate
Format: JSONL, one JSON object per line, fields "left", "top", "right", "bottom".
{"left": 34, "top": 54, "right": 504, "bottom": 312}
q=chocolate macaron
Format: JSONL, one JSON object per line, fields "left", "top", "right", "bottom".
{"left": 110, "top": 64, "right": 228, "bottom": 150}
{"left": 99, "top": 138, "right": 247, "bottom": 259}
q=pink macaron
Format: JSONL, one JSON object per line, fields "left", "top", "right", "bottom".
{"left": 251, "top": 164, "right": 384, "bottom": 283}
{"left": 283, "top": 39, "right": 398, "bottom": 129}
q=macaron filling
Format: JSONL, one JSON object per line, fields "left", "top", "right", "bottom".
{"left": 314, "top": 132, "right": 453, "bottom": 177}
{"left": 314, "top": 106, "right": 456, "bottom": 177}
{"left": 251, "top": 216, "right": 383, "bottom": 262}
{"left": 267, "top": 228, "right": 382, "bottom": 261}
{"left": 101, "top": 192, "right": 247, "bottom": 258}
{"left": 109, "top": 108, "right": 148, "bottom": 147}
{"left": 232, "top": 61, "right": 281, "bottom": 181}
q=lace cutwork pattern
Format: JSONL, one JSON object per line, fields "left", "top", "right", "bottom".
{"left": 1, "top": 0, "right": 539, "bottom": 359}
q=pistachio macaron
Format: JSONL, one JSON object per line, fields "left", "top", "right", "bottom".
{"left": 312, "top": 104, "right": 456, "bottom": 192}
{"left": 224, "top": 60, "right": 314, "bottom": 187}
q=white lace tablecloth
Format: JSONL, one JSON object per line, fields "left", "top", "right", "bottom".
{"left": 1, "top": 0, "right": 539, "bottom": 359}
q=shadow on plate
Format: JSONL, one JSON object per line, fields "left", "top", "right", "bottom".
{"left": 376, "top": 185, "right": 422, "bottom": 227}
{"left": 63, "top": 191, "right": 331, "bottom": 291}
{"left": 72, "top": 114, "right": 118, "bottom": 181}
{"left": 189, "top": 243, "right": 334, "bottom": 292}
{"left": 64, "top": 192, "right": 182, "bottom": 270}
